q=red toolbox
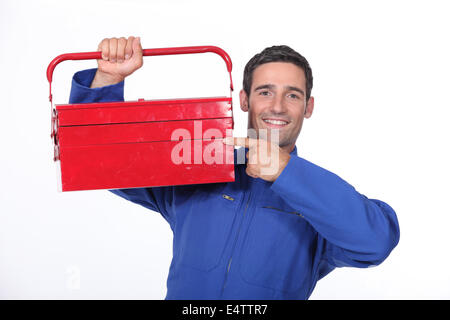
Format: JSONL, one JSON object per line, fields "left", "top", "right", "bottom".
{"left": 47, "top": 46, "right": 235, "bottom": 192}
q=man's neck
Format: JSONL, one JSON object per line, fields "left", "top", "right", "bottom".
{"left": 281, "top": 144, "right": 296, "bottom": 154}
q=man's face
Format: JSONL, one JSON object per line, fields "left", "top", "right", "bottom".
{"left": 240, "top": 62, "right": 314, "bottom": 152}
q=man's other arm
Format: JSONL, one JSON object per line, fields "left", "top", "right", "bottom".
{"left": 271, "top": 155, "right": 400, "bottom": 269}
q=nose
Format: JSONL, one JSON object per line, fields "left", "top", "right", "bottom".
{"left": 269, "top": 93, "right": 287, "bottom": 114}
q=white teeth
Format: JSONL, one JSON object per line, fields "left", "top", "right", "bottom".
{"left": 263, "top": 119, "right": 288, "bottom": 125}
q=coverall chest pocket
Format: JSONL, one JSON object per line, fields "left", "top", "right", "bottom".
{"left": 239, "top": 201, "right": 316, "bottom": 294}
{"left": 177, "top": 185, "right": 240, "bottom": 272}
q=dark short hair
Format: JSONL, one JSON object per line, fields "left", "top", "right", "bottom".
{"left": 243, "top": 45, "right": 313, "bottom": 101}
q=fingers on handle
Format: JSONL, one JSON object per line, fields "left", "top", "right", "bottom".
{"left": 98, "top": 36, "right": 141, "bottom": 63}
{"left": 109, "top": 38, "right": 118, "bottom": 63}
{"left": 98, "top": 38, "right": 110, "bottom": 61}
{"left": 132, "top": 36, "right": 143, "bottom": 56}
{"left": 117, "top": 37, "right": 127, "bottom": 63}
{"left": 125, "top": 36, "right": 134, "bottom": 60}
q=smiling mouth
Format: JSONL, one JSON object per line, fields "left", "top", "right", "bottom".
{"left": 262, "top": 118, "right": 290, "bottom": 127}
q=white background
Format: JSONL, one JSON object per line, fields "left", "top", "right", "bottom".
{"left": 1, "top": 0, "right": 449, "bottom": 299}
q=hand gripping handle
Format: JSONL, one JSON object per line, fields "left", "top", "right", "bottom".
{"left": 46, "top": 45, "right": 233, "bottom": 161}
{"left": 46, "top": 45, "right": 234, "bottom": 102}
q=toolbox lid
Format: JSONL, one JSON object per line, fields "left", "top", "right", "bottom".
{"left": 56, "top": 96, "right": 232, "bottom": 126}
{"left": 57, "top": 118, "right": 233, "bottom": 146}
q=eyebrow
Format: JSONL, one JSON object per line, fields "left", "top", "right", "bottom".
{"left": 254, "top": 84, "right": 305, "bottom": 96}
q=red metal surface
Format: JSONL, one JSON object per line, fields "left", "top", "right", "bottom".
{"left": 59, "top": 141, "right": 235, "bottom": 191}
{"left": 58, "top": 118, "right": 233, "bottom": 146}
{"left": 47, "top": 46, "right": 235, "bottom": 192}
{"left": 56, "top": 97, "right": 232, "bottom": 126}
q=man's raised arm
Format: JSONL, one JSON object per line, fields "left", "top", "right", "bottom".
{"left": 68, "top": 36, "right": 175, "bottom": 228}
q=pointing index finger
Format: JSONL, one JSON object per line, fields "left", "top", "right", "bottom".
{"left": 223, "top": 137, "right": 257, "bottom": 148}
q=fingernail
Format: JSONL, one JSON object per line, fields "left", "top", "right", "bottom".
{"left": 125, "top": 54, "right": 130, "bottom": 60}
{"left": 111, "top": 58, "right": 116, "bottom": 63}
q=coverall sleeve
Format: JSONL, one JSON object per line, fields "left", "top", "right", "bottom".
{"left": 270, "top": 155, "right": 400, "bottom": 269}
{"left": 68, "top": 69, "right": 176, "bottom": 227}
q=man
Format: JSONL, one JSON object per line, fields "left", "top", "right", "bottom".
{"left": 69, "top": 36, "right": 400, "bottom": 299}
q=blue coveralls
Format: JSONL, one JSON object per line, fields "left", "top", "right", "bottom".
{"left": 69, "top": 68, "right": 400, "bottom": 299}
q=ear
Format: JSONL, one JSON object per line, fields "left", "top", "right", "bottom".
{"left": 239, "top": 89, "right": 249, "bottom": 112}
{"left": 304, "top": 96, "right": 314, "bottom": 119}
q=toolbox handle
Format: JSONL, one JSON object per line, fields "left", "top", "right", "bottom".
{"left": 46, "top": 45, "right": 234, "bottom": 103}
{"left": 47, "top": 45, "right": 234, "bottom": 161}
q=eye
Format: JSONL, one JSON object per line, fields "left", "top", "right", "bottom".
{"left": 259, "top": 90, "right": 271, "bottom": 96}
{"left": 288, "top": 93, "right": 300, "bottom": 99}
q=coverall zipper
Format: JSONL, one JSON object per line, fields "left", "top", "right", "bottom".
{"left": 220, "top": 191, "right": 251, "bottom": 296}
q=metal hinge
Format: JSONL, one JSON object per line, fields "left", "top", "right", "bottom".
{"left": 222, "top": 194, "right": 235, "bottom": 201}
